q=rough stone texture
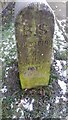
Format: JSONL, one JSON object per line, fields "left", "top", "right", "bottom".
{"left": 15, "top": 3, "right": 54, "bottom": 89}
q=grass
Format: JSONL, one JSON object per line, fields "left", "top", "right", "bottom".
{"left": 1, "top": 4, "right": 67, "bottom": 119}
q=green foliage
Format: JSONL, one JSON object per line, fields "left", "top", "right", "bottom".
{"left": 1, "top": 3, "right": 67, "bottom": 119}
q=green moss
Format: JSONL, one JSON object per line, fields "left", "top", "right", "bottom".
{"left": 19, "top": 62, "right": 50, "bottom": 89}
{"left": 15, "top": 4, "right": 54, "bottom": 89}
{"left": 20, "top": 73, "right": 49, "bottom": 89}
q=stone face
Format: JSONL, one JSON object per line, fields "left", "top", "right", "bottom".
{"left": 15, "top": 2, "right": 54, "bottom": 89}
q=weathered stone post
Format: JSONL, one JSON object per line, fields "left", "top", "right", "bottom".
{"left": 14, "top": 1, "right": 54, "bottom": 89}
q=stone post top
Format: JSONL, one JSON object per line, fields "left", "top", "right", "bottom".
{"left": 14, "top": 0, "right": 55, "bottom": 22}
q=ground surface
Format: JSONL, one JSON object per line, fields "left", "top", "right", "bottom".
{"left": 0, "top": 2, "right": 68, "bottom": 120}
